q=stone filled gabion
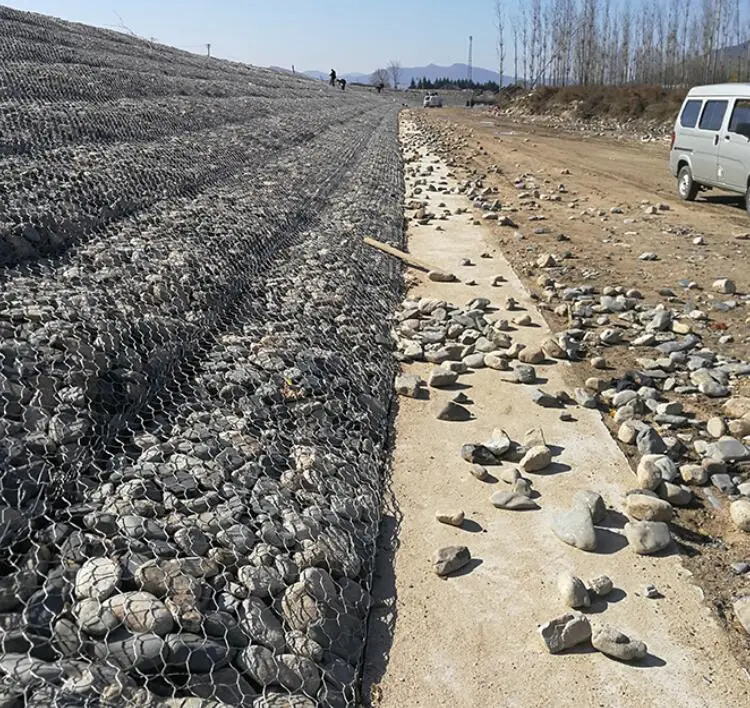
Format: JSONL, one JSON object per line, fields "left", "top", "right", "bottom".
{"left": 0, "top": 7, "right": 404, "bottom": 707}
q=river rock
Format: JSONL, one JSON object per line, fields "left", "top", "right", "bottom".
{"left": 428, "top": 367, "right": 459, "bottom": 388}
{"left": 92, "top": 630, "right": 168, "bottom": 672}
{"left": 74, "top": 558, "right": 121, "bottom": 601}
{"left": 624, "top": 493, "right": 675, "bottom": 522}
{"left": 519, "top": 445, "right": 552, "bottom": 472}
{"left": 551, "top": 507, "right": 597, "bottom": 551}
{"left": 712, "top": 278, "right": 736, "bottom": 294}
{"left": 658, "top": 481, "right": 692, "bottom": 506}
{"left": 106, "top": 592, "right": 174, "bottom": 635}
{"left": 433, "top": 546, "right": 471, "bottom": 576}
{"left": 636, "top": 427, "right": 666, "bottom": 455}
{"left": 483, "top": 429, "right": 512, "bottom": 457}
{"left": 586, "top": 575, "right": 613, "bottom": 597}
{"left": 538, "top": 612, "right": 591, "bottom": 653}
{"left": 557, "top": 572, "right": 590, "bottom": 608}
{"left": 490, "top": 491, "right": 539, "bottom": 510}
{"left": 591, "top": 624, "right": 647, "bottom": 661}
{"left": 705, "top": 438, "right": 750, "bottom": 463}
{"left": 680, "top": 463, "right": 708, "bottom": 485}
{"left": 707, "top": 417, "right": 727, "bottom": 439}
{"left": 395, "top": 374, "right": 422, "bottom": 398}
{"left": 730, "top": 500, "right": 750, "bottom": 532}
{"left": 437, "top": 402, "right": 471, "bottom": 421}
{"left": 624, "top": 521, "right": 671, "bottom": 555}
{"left": 734, "top": 596, "right": 750, "bottom": 634}
{"left": 637, "top": 455, "right": 676, "bottom": 490}
{"left": 461, "top": 444, "right": 498, "bottom": 466}
{"left": 165, "top": 632, "right": 234, "bottom": 673}
{"left": 436, "top": 510, "right": 465, "bottom": 526}
{"left": 470, "top": 464, "right": 492, "bottom": 481}
{"left": 237, "top": 565, "right": 286, "bottom": 598}
{"left": 519, "top": 346, "right": 545, "bottom": 364}
{"left": 573, "top": 490, "right": 606, "bottom": 524}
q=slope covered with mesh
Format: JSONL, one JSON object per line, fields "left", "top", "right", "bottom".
{"left": 0, "top": 6, "right": 403, "bottom": 706}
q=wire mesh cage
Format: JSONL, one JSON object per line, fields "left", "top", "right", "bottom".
{"left": 0, "top": 6, "right": 404, "bottom": 706}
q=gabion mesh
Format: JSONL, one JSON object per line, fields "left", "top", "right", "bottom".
{"left": 0, "top": 6, "right": 404, "bottom": 707}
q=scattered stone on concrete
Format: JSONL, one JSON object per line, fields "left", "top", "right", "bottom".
{"left": 551, "top": 507, "right": 597, "bottom": 552}
{"left": 586, "top": 575, "right": 614, "bottom": 597}
{"left": 624, "top": 521, "right": 671, "bottom": 555}
{"left": 591, "top": 624, "right": 648, "bottom": 662}
{"left": 557, "top": 572, "right": 591, "bottom": 609}
{"left": 395, "top": 374, "right": 423, "bottom": 398}
{"left": 437, "top": 401, "right": 472, "bottom": 421}
{"left": 519, "top": 445, "right": 553, "bottom": 473}
{"left": 573, "top": 490, "right": 607, "bottom": 524}
{"left": 433, "top": 546, "right": 471, "bottom": 576}
{"left": 538, "top": 612, "right": 592, "bottom": 654}
{"left": 490, "top": 491, "right": 539, "bottom": 510}
{"left": 435, "top": 511, "right": 465, "bottom": 527}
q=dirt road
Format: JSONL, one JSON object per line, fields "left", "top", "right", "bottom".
{"left": 417, "top": 108, "right": 749, "bottom": 365}
{"left": 362, "top": 117, "right": 750, "bottom": 708}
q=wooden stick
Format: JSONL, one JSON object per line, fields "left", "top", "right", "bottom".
{"left": 363, "top": 236, "right": 438, "bottom": 272}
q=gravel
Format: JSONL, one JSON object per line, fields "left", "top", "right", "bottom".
{"left": 0, "top": 7, "right": 404, "bottom": 705}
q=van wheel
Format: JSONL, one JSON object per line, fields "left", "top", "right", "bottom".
{"left": 678, "top": 166, "right": 699, "bottom": 201}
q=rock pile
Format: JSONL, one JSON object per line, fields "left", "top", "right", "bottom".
{"left": 0, "top": 8, "right": 406, "bottom": 706}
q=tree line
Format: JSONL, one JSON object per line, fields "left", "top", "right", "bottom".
{"left": 408, "top": 77, "right": 501, "bottom": 92}
{"left": 495, "top": 0, "right": 750, "bottom": 88}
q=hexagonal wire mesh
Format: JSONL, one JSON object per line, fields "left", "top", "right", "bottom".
{"left": 0, "top": 6, "right": 405, "bottom": 707}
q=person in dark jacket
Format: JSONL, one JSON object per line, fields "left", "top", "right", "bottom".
{"left": 329, "top": 69, "right": 336, "bottom": 86}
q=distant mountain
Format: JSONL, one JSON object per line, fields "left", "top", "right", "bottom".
{"left": 303, "top": 63, "right": 515, "bottom": 87}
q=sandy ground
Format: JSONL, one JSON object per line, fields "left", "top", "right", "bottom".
{"left": 361, "top": 119, "right": 750, "bottom": 708}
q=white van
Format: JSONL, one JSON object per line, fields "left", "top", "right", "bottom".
{"left": 670, "top": 83, "right": 750, "bottom": 214}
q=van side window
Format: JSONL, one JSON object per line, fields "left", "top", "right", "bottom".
{"left": 679, "top": 100, "right": 702, "bottom": 128}
{"left": 729, "top": 99, "right": 750, "bottom": 133}
{"left": 698, "top": 100, "right": 728, "bottom": 131}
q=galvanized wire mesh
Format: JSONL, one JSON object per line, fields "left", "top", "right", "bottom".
{"left": 0, "top": 6, "right": 404, "bottom": 706}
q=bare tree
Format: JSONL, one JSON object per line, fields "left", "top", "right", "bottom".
{"left": 520, "top": 4, "right": 529, "bottom": 86}
{"left": 495, "top": 0, "right": 506, "bottom": 87}
{"left": 495, "top": 0, "right": 750, "bottom": 90}
{"left": 370, "top": 68, "right": 389, "bottom": 87}
{"left": 510, "top": 11, "right": 520, "bottom": 85}
{"left": 387, "top": 60, "right": 402, "bottom": 90}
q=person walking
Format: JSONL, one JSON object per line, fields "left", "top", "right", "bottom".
{"left": 329, "top": 69, "right": 336, "bottom": 87}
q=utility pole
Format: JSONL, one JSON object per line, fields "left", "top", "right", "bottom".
{"left": 206, "top": 43, "right": 211, "bottom": 58}
{"left": 468, "top": 35, "right": 473, "bottom": 83}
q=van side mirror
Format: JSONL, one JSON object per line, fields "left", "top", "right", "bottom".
{"left": 734, "top": 122, "right": 750, "bottom": 138}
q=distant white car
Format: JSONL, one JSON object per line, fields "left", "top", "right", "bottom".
{"left": 423, "top": 92, "right": 443, "bottom": 108}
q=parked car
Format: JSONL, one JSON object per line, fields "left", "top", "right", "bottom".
{"left": 423, "top": 92, "right": 443, "bottom": 108}
{"left": 670, "top": 83, "right": 750, "bottom": 214}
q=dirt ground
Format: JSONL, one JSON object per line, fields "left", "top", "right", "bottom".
{"left": 363, "top": 117, "right": 750, "bottom": 707}
{"left": 388, "top": 107, "right": 750, "bottom": 682}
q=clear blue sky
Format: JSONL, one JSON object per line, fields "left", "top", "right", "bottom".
{"left": 4, "top": 0, "right": 501, "bottom": 73}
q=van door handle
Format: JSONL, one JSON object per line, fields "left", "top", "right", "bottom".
{"left": 714, "top": 134, "right": 719, "bottom": 146}
{"left": 725, "top": 135, "right": 731, "bottom": 141}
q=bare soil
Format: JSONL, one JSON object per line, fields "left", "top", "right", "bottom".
{"left": 385, "top": 108, "right": 750, "bottom": 683}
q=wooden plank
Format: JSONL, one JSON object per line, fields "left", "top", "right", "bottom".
{"left": 363, "top": 236, "right": 438, "bottom": 272}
